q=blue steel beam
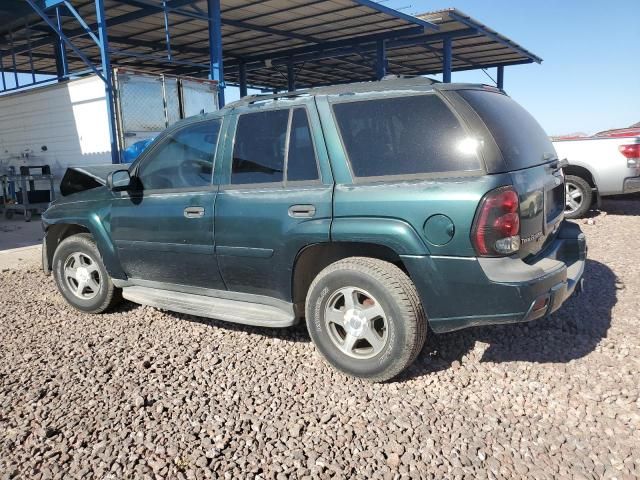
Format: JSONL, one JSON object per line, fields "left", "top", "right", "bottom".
{"left": 9, "top": 31, "right": 19, "bottom": 89}
{"left": 0, "top": 51, "right": 6, "bottom": 91}
{"left": 94, "top": 0, "right": 120, "bottom": 164}
{"left": 25, "top": 22, "right": 37, "bottom": 84}
{"left": 23, "top": 0, "right": 108, "bottom": 82}
{"left": 238, "top": 60, "right": 247, "bottom": 97}
{"left": 442, "top": 38, "right": 452, "bottom": 83}
{"left": 287, "top": 61, "right": 295, "bottom": 92}
{"left": 54, "top": 6, "right": 68, "bottom": 79}
{"left": 375, "top": 39, "right": 387, "bottom": 80}
{"left": 497, "top": 65, "right": 504, "bottom": 89}
{"left": 206, "top": 0, "right": 225, "bottom": 106}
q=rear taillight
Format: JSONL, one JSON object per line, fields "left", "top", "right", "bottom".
{"left": 471, "top": 186, "right": 520, "bottom": 256}
{"left": 619, "top": 144, "right": 640, "bottom": 168}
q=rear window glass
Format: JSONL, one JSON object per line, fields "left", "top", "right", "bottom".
{"left": 458, "top": 90, "right": 555, "bottom": 170}
{"left": 332, "top": 95, "right": 480, "bottom": 178}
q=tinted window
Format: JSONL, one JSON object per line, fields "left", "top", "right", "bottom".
{"left": 458, "top": 89, "right": 555, "bottom": 170}
{"left": 332, "top": 95, "right": 480, "bottom": 178}
{"left": 137, "top": 120, "right": 220, "bottom": 190}
{"left": 232, "top": 109, "right": 289, "bottom": 184}
{"left": 287, "top": 108, "right": 319, "bottom": 182}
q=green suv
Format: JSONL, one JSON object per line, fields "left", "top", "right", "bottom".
{"left": 42, "top": 78, "right": 586, "bottom": 381}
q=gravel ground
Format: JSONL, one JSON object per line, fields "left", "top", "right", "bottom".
{"left": 1, "top": 197, "right": 639, "bottom": 480}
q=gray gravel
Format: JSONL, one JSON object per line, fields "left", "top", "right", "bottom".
{"left": 1, "top": 197, "right": 640, "bottom": 479}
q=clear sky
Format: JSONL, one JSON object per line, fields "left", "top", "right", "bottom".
{"left": 379, "top": 0, "right": 640, "bottom": 135}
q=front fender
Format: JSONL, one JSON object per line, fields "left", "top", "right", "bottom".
{"left": 331, "top": 217, "right": 430, "bottom": 255}
{"left": 42, "top": 203, "right": 126, "bottom": 279}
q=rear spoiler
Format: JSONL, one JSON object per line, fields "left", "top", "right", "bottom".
{"left": 60, "top": 164, "right": 124, "bottom": 196}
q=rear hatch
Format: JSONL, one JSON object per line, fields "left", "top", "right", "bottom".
{"left": 456, "top": 88, "right": 565, "bottom": 258}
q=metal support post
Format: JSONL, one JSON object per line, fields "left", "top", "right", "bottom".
{"left": 376, "top": 39, "right": 387, "bottom": 80}
{"left": 9, "top": 31, "right": 19, "bottom": 89}
{"left": 54, "top": 7, "right": 68, "bottom": 80}
{"left": 207, "top": 0, "right": 225, "bottom": 107}
{"left": 287, "top": 61, "right": 296, "bottom": 92}
{"left": 238, "top": 60, "right": 247, "bottom": 97}
{"left": 497, "top": 66, "right": 504, "bottom": 90}
{"left": 442, "top": 38, "right": 452, "bottom": 83}
{"left": 95, "top": 0, "right": 120, "bottom": 164}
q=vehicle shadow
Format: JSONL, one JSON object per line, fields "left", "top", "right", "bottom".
{"left": 170, "top": 311, "right": 312, "bottom": 343}
{"left": 399, "top": 259, "right": 618, "bottom": 381}
{"left": 126, "top": 259, "right": 618, "bottom": 377}
{"left": 598, "top": 193, "right": 640, "bottom": 217}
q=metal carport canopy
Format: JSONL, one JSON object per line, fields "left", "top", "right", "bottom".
{"left": 1, "top": 2, "right": 541, "bottom": 91}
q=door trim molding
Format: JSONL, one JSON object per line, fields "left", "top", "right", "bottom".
{"left": 215, "top": 245, "right": 274, "bottom": 258}
{"left": 115, "top": 240, "right": 214, "bottom": 255}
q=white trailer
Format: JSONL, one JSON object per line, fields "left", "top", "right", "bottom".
{"left": 0, "top": 69, "right": 218, "bottom": 182}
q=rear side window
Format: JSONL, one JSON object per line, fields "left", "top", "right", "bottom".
{"left": 232, "top": 109, "right": 289, "bottom": 184}
{"left": 458, "top": 90, "right": 555, "bottom": 170}
{"left": 332, "top": 94, "right": 480, "bottom": 178}
{"left": 287, "top": 108, "right": 319, "bottom": 182}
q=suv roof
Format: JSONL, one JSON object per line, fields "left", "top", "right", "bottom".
{"left": 225, "top": 77, "right": 501, "bottom": 109}
{"left": 175, "top": 77, "right": 502, "bottom": 129}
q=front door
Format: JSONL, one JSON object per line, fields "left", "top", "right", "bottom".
{"left": 214, "top": 102, "right": 333, "bottom": 301}
{"left": 111, "top": 118, "right": 226, "bottom": 290}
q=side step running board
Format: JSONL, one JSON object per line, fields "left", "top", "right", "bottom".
{"left": 122, "top": 286, "right": 297, "bottom": 328}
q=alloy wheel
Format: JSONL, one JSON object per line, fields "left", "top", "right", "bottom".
{"left": 324, "top": 286, "right": 389, "bottom": 359}
{"left": 565, "top": 181, "right": 584, "bottom": 215}
{"left": 63, "top": 252, "right": 102, "bottom": 300}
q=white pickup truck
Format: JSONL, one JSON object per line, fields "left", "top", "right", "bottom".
{"left": 552, "top": 136, "right": 640, "bottom": 218}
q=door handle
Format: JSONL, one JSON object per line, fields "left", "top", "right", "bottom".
{"left": 288, "top": 204, "right": 316, "bottom": 218}
{"left": 184, "top": 206, "right": 205, "bottom": 218}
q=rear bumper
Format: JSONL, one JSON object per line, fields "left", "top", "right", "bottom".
{"left": 623, "top": 176, "right": 640, "bottom": 194}
{"left": 402, "top": 221, "right": 587, "bottom": 333}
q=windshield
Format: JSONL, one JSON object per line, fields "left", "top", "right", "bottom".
{"left": 459, "top": 89, "right": 555, "bottom": 171}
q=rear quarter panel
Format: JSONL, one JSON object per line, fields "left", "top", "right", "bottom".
{"left": 332, "top": 175, "right": 511, "bottom": 256}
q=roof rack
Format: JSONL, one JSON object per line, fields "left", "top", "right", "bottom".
{"left": 227, "top": 90, "right": 311, "bottom": 108}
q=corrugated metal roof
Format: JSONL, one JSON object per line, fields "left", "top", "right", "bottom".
{"left": 0, "top": 2, "right": 540, "bottom": 90}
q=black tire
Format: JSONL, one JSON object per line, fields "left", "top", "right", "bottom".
{"left": 564, "top": 175, "right": 592, "bottom": 219}
{"left": 52, "top": 233, "right": 122, "bottom": 313}
{"left": 305, "top": 257, "right": 427, "bottom": 382}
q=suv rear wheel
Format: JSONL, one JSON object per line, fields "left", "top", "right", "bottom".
{"left": 564, "top": 174, "right": 592, "bottom": 219}
{"left": 305, "top": 257, "right": 426, "bottom": 382}
{"left": 52, "top": 233, "right": 122, "bottom": 313}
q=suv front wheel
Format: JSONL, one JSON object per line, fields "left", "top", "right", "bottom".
{"left": 52, "top": 233, "right": 122, "bottom": 313}
{"left": 305, "top": 257, "right": 427, "bottom": 382}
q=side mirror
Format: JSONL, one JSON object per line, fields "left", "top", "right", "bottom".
{"left": 107, "top": 169, "right": 132, "bottom": 191}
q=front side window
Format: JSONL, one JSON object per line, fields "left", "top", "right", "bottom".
{"left": 332, "top": 94, "right": 481, "bottom": 178}
{"left": 137, "top": 120, "right": 220, "bottom": 190}
{"left": 232, "top": 109, "right": 289, "bottom": 184}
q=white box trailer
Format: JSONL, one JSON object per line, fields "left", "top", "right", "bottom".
{"left": 0, "top": 69, "right": 219, "bottom": 182}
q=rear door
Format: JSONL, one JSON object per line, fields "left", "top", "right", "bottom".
{"left": 214, "top": 100, "right": 333, "bottom": 301}
{"left": 455, "top": 89, "right": 565, "bottom": 257}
